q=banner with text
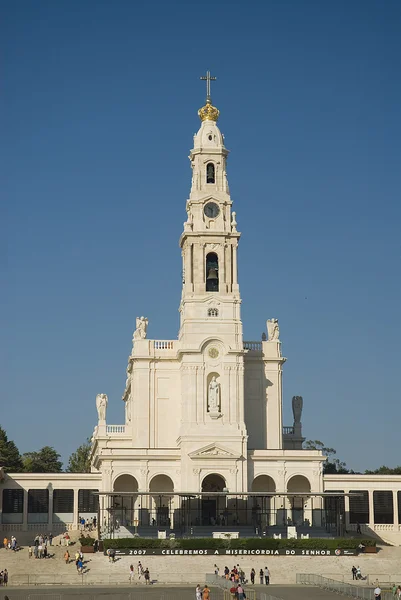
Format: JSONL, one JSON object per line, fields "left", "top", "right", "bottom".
{"left": 105, "top": 548, "right": 358, "bottom": 557}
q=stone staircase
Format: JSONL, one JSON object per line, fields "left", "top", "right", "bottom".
{"left": 102, "top": 524, "right": 334, "bottom": 540}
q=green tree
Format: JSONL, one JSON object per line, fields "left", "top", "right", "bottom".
{"left": 303, "top": 439, "right": 350, "bottom": 474}
{"left": 0, "top": 426, "right": 24, "bottom": 472}
{"left": 22, "top": 446, "right": 63, "bottom": 473}
{"left": 66, "top": 438, "right": 92, "bottom": 473}
{"left": 365, "top": 465, "right": 401, "bottom": 475}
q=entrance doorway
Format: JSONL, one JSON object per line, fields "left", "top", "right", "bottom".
{"left": 201, "top": 474, "right": 226, "bottom": 526}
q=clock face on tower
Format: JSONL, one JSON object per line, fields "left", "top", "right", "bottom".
{"left": 204, "top": 202, "right": 220, "bottom": 218}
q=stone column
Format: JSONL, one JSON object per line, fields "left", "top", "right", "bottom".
{"left": 23, "top": 489, "right": 28, "bottom": 532}
{"left": 368, "top": 490, "right": 375, "bottom": 527}
{"left": 48, "top": 488, "right": 53, "bottom": 529}
{"left": 393, "top": 490, "right": 399, "bottom": 529}
{"left": 73, "top": 489, "right": 79, "bottom": 530}
{"left": 232, "top": 243, "right": 238, "bottom": 286}
{"left": 344, "top": 491, "right": 350, "bottom": 529}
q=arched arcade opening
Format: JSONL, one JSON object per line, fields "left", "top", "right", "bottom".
{"left": 251, "top": 475, "right": 276, "bottom": 529}
{"left": 286, "top": 475, "right": 312, "bottom": 526}
{"left": 201, "top": 474, "right": 226, "bottom": 526}
{"left": 149, "top": 475, "right": 174, "bottom": 528}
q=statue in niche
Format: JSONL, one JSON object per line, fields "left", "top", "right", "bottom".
{"left": 96, "top": 393, "right": 108, "bottom": 422}
{"left": 208, "top": 376, "right": 220, "bottom": 412}
{"left": 133, "top": 316, "right": 148, "bottom": 340}
{"left": 292, "top": 396, "right": 303, "bottom": 425}
{"left": 267, "top": 318, "right": 280, "bottom": 341}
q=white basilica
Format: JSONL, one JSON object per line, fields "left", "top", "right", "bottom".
{"left": 1, "top": 79, "right": 400, "bottom": 544}
{"left": 89, "top": 83, "right": 327, "bottom": 531}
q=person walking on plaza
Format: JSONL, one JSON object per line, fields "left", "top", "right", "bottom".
{"left": 259, "top": 569, "right": 263, "bottom": 584}
{"left": 129, "top": 564, "right": 135, "bottom": 583}
{"left": 352, "top": 566, "right": 357, "bottom": 580}
{"left": 237, "top": 584, "right": 245, "bottom": 600}
{"left": 264, "top": 566, "right": 270, "bottom": 585}
{"left": 374, "top": 586, "right": 381, "bottom": 600}
{"left": 196, "top": 584, "right": 202, "bottom": 600}
{"left": 250, "top": 568, "right": 255, "bottom": 584}
{"left": 28, "top": 545, "right": 32, "bottom": 559}
{"left": 3, "top": 569, "right": 8, "bottom": 586}
{"left": 137, "top": 561, "right": 144, "bottom": 579}
{"left": 144, "top": 568, "right": 150, "bottom": 585}
{"left": 64, "top": 550, "right": 70, "bottom": 564}
{"left": 203, "top": 584, "right": 211, "bottom": 600}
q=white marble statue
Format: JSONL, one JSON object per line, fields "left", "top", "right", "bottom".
{"left": 208, "top": 376, "right": 220, "bottom": 412}
{"left": 292, "top": 395, "right": 303, "bottom": 425}
{"left": 231, "top": 211, "right": 237, "bottom": 231}
{"left": 125, "top": 397, "right": 132, "bottom": 423}
{"left": 133, "top": 316, "right": 148, "bottom": 340}
{"left": 267, "top": 318, "right": 280, "bottom": 341}
{"left": 96, "top": 393, "right": 108, "bottom": 422}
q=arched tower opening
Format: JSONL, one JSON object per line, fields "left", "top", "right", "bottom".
{"left": 206, "top": 252, "right": 219, "bottom": 292}
{"left": 206, "top": 162, "right": 215, "bottom": 184}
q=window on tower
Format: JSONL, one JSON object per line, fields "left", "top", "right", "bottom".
{"left": 206, "top": 252, "right": 219, "bottom": 292}
{"left": 206, "top": 163, "right": 215, "bottom": 184}
{"left": 208, "top": 308, "right": 219, "bottom": 317}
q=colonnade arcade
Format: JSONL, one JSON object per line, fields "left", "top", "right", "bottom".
{"left": 100, "top": 472, "right": 339, "bottom": 536}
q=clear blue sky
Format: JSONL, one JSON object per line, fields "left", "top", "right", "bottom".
{"left": 2, "top": 0, "right": 400, "bottom": 472}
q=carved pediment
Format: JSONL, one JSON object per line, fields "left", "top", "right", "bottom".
{"left": 189, "top": 443, "right": 240, "bottom": 459}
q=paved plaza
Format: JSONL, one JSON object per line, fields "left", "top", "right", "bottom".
{"left": 0, "top": 541, "right": 400, "bottom": 588}
{"left": 0, "top": 585, "right": 346, "bottom": 600}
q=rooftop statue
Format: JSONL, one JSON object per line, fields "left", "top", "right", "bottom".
{"left": 96, "top": 393, "right": 108, "bottom": 422}
{"left": 133, "top": 316, "right": 148, "bottom": 341}
{"left": 267, "top": 318, "right": 280, "bottom": 341}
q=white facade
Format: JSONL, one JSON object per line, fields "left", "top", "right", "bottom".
{"left": 90, "top": 96, "right": 325, "bottom": 499}
{"left": 1, "top": 94, "right": 400, "bottom": 543}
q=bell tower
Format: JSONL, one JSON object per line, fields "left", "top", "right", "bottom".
{"left": 179, "top": 73, "right": 242, "bottom": 349}
{"left": 177, "top": 74, "right": 248, "bottom": 492}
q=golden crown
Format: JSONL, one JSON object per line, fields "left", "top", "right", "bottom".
{"left": 198, "top": 100, "right": 220, "bottom": 122}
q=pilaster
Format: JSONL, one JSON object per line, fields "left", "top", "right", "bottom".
{"left": 344, "top": 491, "right": 350, "bottom": 528}
{"left": 73, "top": 488, "right": 79, "bottom": 528}
{"left": 393, "top": 490, "right": 399, "bottom": 528}
{"left": 368, "top": 490, "right": 375, "bottom": 526}
{"left": 23, "top": 489, "right": 28, "bottom": 530}
{"left": 48, "top": 488, "right": 53, "bottom": 529}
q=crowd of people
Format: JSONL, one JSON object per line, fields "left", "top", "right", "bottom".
{"left": 62, "top": 549, "right": 86, "bottom": 574}
{"left": 127, "top": 561, "right": 151, "bottom": 584}
{"left": 2, "top": 536, "right": 19, "bottom": 551}
{"left": 221, "top": 564, "right": 270, "bottom": 585}
{"left": 79, "top": 516, "right": 97, "bottom": 532}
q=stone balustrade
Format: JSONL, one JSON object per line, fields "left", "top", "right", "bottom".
{"left": 243, "top": 341, "right": 262, "bottom": 351}
{"left": 283, "top": 426, "right": 295, "bottom": 435}
{"left": 154, "top": 340, "right": 174, "bottom": 350}
{"left": 106, "top": 425, "right": 126, "bottom": 434}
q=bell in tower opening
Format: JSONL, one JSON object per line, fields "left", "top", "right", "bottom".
{"left": 206, "top": 252, "right": 219, "bottom": 292}
{"left": 206, "top": 162, "right": 215, "bottom": 184}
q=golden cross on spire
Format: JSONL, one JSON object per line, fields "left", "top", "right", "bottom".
{"left": 200, "top": 70, "right": 216, "bottom": 103}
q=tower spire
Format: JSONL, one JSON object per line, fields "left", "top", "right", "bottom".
{"left": 198, "top": 71, "right": 220, "bottom": 122}
{"left": 200, "top": 70, "right": 216, "bottom": 104}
